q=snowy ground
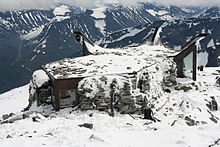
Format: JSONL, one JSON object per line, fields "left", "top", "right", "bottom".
{"left": 0, "top": 68, "right": 220, "bottom": 147}
{"left": 0, "top": 85, "right": 28, "bottom": 116}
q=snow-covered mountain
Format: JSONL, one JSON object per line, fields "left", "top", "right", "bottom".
{"left": 198, "top": 7, "right": 220, "bottom": 18}
{"left": 98, "top": 20, "right": 164, "bottom": 47}
{"left": 143, "top": 4, "right": 201, "bottom": 20}
{"left": 100, "top": 17, "right": 220, "bottom": 67}
{"left": 0, "top": 3, "right": 220, "bottom": 94}
{"left": 0, "top": 10, "right": 53, "bottom": 34}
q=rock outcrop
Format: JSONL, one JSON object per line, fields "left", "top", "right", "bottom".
{"left": 27, "top": 70, "right": 51, "bottom": 109}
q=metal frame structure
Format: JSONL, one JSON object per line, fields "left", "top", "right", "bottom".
{"left": 173, "top": 34, "right": 207, "bottom": 81}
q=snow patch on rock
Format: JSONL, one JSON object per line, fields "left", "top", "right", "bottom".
{"left": 91, "top": 7, "right": 106, "bottom": 19}
{"left": 94, "top": 19, "right": 106, "bottom": 34}
{"left": 32, "top": 70, "right": 50, "bottom": 88}
{"left": 146, "top": 9, "right": 168, "bottom": 17}
{"left": 207, "top": 39, "right": 216, "bottom": 49}
{"left": 21, "top": 26, "right": 44, "bottom": 40}
{"left": 53, "top": 5, "right": 71, "bottom": 16}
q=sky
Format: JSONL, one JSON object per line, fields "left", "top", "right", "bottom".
{"left": 0, "top": 0, "right": 220, "bottom": 11}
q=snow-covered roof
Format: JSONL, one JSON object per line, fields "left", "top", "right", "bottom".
{"left": 43, "top": 43, "right": 176, "bottom": 79}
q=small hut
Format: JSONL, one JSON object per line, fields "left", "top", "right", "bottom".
{"left": 42, "top": 54, "right": 153, "bottom": 110}
{"left": 28, "top": 32, "right": 207, "bottom": 112}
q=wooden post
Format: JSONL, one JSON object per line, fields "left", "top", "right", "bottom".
{"left": 54, "top": 80, "right": 60, "bottom": 111}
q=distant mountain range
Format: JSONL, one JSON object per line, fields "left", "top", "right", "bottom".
{"left": 0, "top": 3, "right": 220, "bottom": 93}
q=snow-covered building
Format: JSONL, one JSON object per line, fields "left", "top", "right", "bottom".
{"left": 42, "top": 53, "right": 154, "bottom": 110}
{"left": 28, "top": 32, "right": 207, "bottom": 113}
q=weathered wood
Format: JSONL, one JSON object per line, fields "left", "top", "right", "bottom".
{"left": 52, "top": 78, "right": 83, "bottom": 110}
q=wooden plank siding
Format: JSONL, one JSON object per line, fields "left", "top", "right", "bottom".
{"left": 54, "top": 78, "right": 83, "bottom": 110}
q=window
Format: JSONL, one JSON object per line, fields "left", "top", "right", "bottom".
{"left": 60, "top": 90, "right": 77, "bottom": 107}
{"left": 183, "top": 52, "right": 193, "bottom": 78}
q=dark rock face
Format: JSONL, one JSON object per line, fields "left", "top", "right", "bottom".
{"left": 27, "top": 71, "right": 51, "bottom": 109}
{"left": 27, "top": 81, "right": 52, "bottom": 109}
{"left": 206, "top": 97, "right": 218, "bottom": 111}
{"left": 175, "top": 84, "right": 193, "bottom": 92}
{"left": 185, "top": 116, "right": 198, "bottom": 126}
{"left": 0, "top": 10, "right": 54, "bottom": 34}
{"left": 198, "top": 7, "right": 220, "bottom": 18}
{"left": 35, "top": 82, "right": 52, "bottom": 106}
{"left": 0, "top": 10, "right": 52, "bottom": 93}
{"left": 0, "top": 23, "right": 24, "bottom": 93}
{"left": 79, "top": 123, "right": 93, "bottom": 129}
{"left": 215, "top": 76, "right": 220, "bottom": 86}
{"left": 104, "top": 6, "right": 156, "bottom": 33}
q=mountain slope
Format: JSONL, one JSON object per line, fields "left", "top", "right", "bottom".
{"left": 0, "top": 10, "right": 54, "bottom": 34}
{"left": 101, "top": 17, "right": 220, "bottom": 67}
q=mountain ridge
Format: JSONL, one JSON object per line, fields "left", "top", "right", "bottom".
{"left": 0, "top": 3, "right": 220, "bottom": 93}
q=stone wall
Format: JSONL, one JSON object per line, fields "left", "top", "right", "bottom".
{"left": 27, "top": 70, "right": 51, "bottom": 110}
{"left": 76, "top": 62, "right": 174, "bottom": 115}
{"left": 77, "top": 75, "right": 144, "bottom": 114}
{"left": 28, "top": 80, "right": 52, "bottom": 109}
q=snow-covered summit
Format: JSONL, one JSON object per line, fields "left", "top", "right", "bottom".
{"left": 53, "top": 5, "right": 71, "bottom": 16}
{"left": 53, "top": 5, "right": 72, "bottom": 22}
